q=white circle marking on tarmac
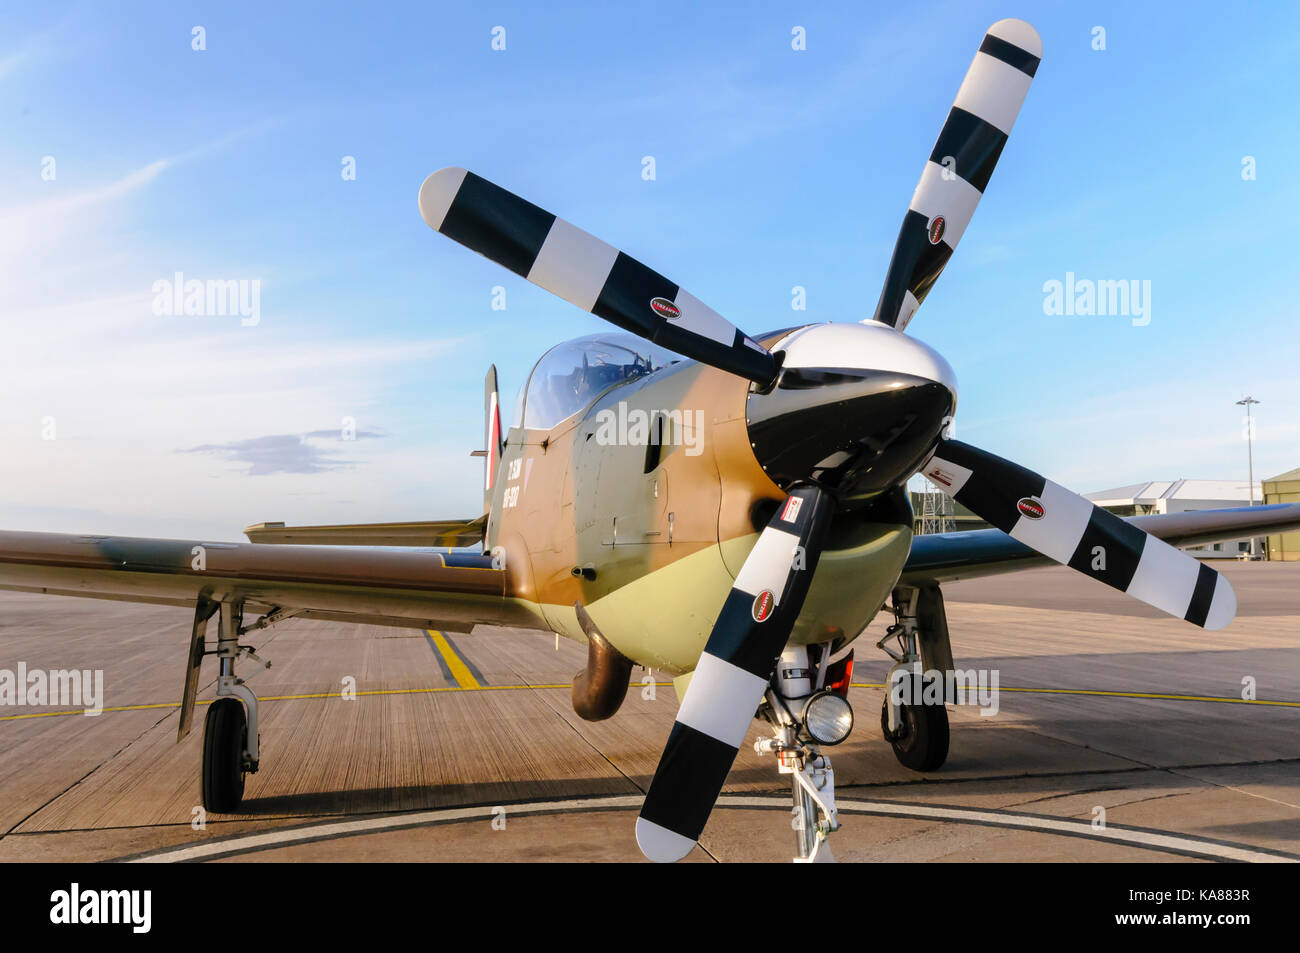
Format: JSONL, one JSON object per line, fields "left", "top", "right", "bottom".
{"left": 126, "top": 795, "right": 1298, "bottom": 863}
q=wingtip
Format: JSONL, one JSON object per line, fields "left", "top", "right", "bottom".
{"left": 242, "top": 521, "right": 284, "bottom": 541}
{"left": 988, "top": 18, "right": 1042, "bottom": 58}
{"left": 418, "top": 167, "right": 469, "bottom": 230}
{"left": 635, "top": 816, "right": 696, "bottom": 863}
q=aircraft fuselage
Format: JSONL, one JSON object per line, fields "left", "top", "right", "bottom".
{"left": 485, "top": 323, "right": 956, "bottom": 674}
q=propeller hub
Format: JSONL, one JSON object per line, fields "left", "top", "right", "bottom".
{"left": 745, "top": 323, "right": 957, "bottom": 502}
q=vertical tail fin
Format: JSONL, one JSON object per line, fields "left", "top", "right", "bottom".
{"left": 482, "top": 365, "right": 504, "bottom": 514}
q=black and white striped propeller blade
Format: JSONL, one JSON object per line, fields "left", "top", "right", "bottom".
{"left": 922, "top": 440, "right": 1237, "bottom": 629}
{"left": 637, "top": 485, "right": 835, "bottom": 862}
{"left": 872, "top": 19, "right": 1041, "bottom": 331}
{"left": 420, "top": 168, "right": 779, "bottom": 386}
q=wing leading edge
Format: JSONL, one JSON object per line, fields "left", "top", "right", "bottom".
{"left": 0, "top": 529, "right": 536, "bottom": 633}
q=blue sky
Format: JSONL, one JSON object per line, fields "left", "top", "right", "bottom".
{"left": 1, "top": 1, "right": 1297, "bottom": 540}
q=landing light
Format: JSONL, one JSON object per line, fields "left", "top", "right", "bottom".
{"left": 803, "top": 690, "right": 854, "bottom": 745}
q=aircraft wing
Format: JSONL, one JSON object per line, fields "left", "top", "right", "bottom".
{"left": 900, "top": 503, "right": 1300, "bottom": 585}
{"left": 0, "top": 529, "right": 537, "bottom": 633}
{"left": 243, "top": 516, "right": 485, "bottom": 547}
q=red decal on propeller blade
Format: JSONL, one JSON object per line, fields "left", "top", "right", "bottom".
{"left": 1017, "top": 497, "right": 1045, "bottom": 520}
{"left": 780, "top": 497, "right": 803, "bottom": 523}
{"left": 926, "top": 465, "right": 954, "bottom": 488}
{"left": 649, "top": 297, "right": 681, "bottom": 319}
{"left": 752, "top": 589, "right": 775, "bottom": 622}
{"left": 927, "top": 215, "right": 946, "bottom": 245}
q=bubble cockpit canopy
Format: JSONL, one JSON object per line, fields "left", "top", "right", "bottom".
{"left": 516, "top": 334, "right": 678, "bottom": 431}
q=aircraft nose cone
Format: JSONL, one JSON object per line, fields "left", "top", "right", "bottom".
{"left": 744, "top": 323, "right": 957, "bottom": 502}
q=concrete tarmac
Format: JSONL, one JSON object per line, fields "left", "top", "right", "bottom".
{"left": 0, "top": 562, "right": 1296, "bottom": 863}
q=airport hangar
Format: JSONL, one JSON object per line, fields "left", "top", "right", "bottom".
{"left": 914, "top": 475, "right": 1299, "bottom": 560}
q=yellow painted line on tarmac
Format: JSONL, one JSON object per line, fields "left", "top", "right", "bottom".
{"left": 425, "top": 629, "right": 481, "bottom": 689}
{"left": 2, "top": 701, "right": 190, "bottom": 720}
{"left": 0, "top": 684, "right": 569, "bottom": 722}
{"left": 4, "top": 681, "right": 1297, "bottom": 724}
{"left": 0, "top": 681, "right": 677, "bottom": 722}
{"left": 849, "top": 682, "right": 1300, "bottom": 708}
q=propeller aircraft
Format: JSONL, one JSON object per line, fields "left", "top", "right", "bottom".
{"left": 3, "top": 18, "right": 1297, "bottom": 862}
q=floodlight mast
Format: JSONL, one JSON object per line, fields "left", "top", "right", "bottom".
{"left": 1237, "top": 396, "right": 1261, "bottom": 557}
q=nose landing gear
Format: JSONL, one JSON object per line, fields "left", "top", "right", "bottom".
{"left": 755, "top": 644, "right": 852, "bottom": 862}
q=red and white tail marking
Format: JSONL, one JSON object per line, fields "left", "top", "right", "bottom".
{"left": 485, "top": 390, "right": 502, "bottom": 492}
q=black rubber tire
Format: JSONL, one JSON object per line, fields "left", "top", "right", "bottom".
{"left": 202, "top": 697, "right": 246, "bottom": 812}
{"left": 881, "top": 699, "right": 949, "bottom": 771}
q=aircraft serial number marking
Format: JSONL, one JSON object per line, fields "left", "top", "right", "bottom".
{"left": 502, "top": 458, "right": 523, "bottom": 508}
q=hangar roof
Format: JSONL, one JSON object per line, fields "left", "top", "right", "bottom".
{"left": 1086, "top": 479, "right": 1259, "bottom": 506}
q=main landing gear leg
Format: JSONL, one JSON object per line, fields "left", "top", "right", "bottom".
{"left": 878, "top": 584, "right": 951, "bottom": 772}
{"left": 177, "top": 598, "right": 273, "bottom": 813}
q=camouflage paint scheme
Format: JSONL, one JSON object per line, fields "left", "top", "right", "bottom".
{"left": 485, "top": 328, "right": 913, "bottom": 674}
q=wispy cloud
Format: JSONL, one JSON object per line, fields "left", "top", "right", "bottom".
{"left": 1, "top": 115, "right": 278, "bottom": 228}
{"left": 0, "top": 14, "right": 81, "bottom": 82}
{"left": 182, "top": 429, "right": 385, "bottom": 476}
{"left": 0, "top": 159, "right": 170, "bottom": 229}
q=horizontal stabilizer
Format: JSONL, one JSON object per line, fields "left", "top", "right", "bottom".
{"left": 244, "top": 517, "right": 485, "bottom": 548}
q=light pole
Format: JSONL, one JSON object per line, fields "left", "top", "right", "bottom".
{"left": 1237, "top": 396, "right": 1260, "bottom": 557}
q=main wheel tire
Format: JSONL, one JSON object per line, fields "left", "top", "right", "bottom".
{"left": 202, "top": 697, "right": 247, "bottom": 812}
{"left": 881, "top": 699, "right": 949, "bottom": 771}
